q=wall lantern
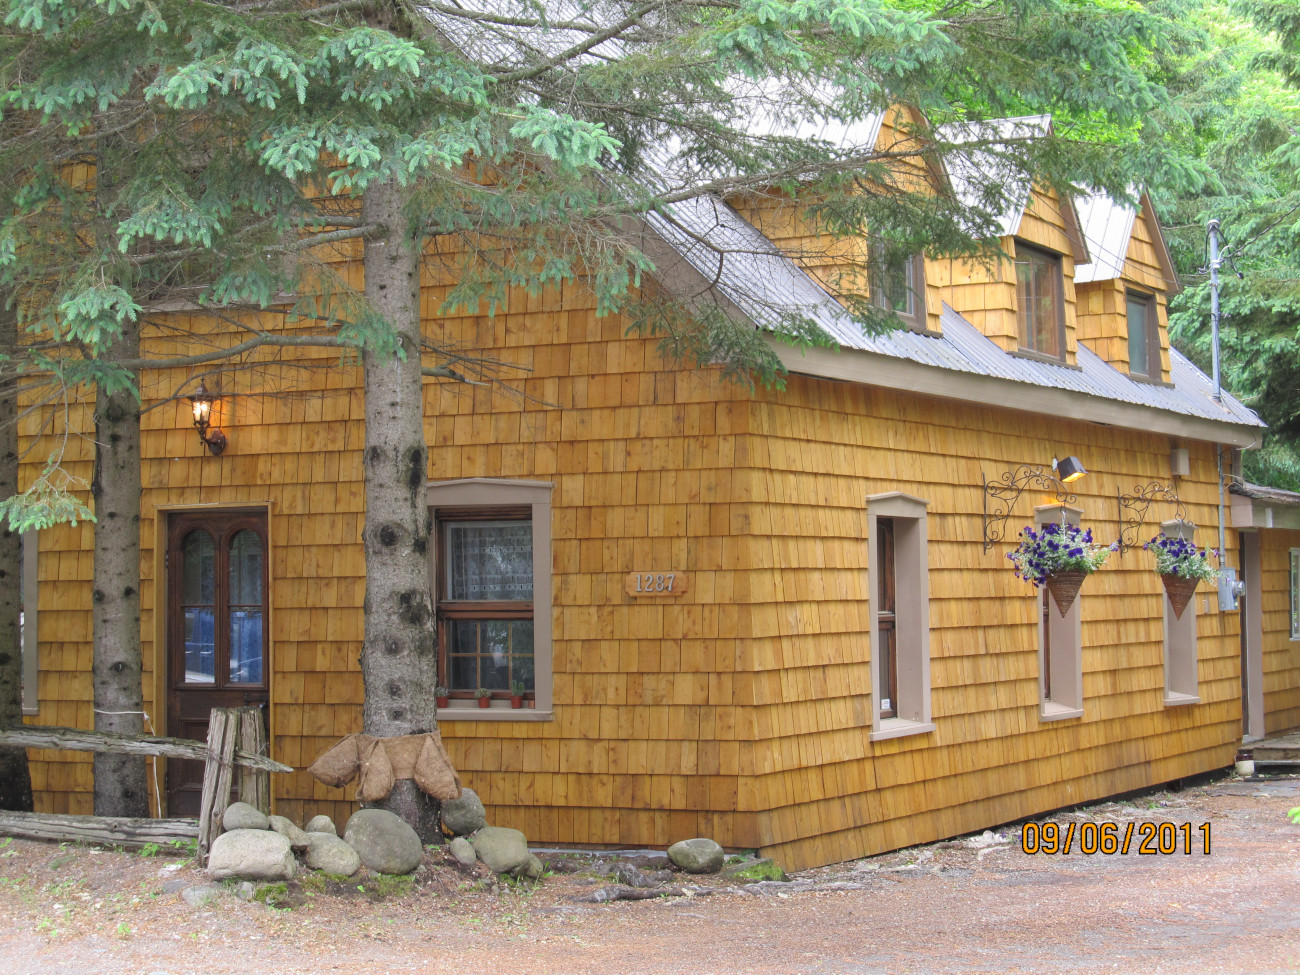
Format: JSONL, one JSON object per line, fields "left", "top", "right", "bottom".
{"left": 188, "top": 382, "right": 227, "bottom": 456}
{"left": 982, "top": 459, "right": 1082, "bottom": 551}
{"left": 1053, "top": 456, "right": 1088, "bottom": 483}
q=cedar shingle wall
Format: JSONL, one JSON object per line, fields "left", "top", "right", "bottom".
{"left": 1260, "top": 530, "right": 1300, "bottom": 735}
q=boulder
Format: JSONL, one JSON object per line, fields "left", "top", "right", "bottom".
{"left": 268, "top": 815, "right": 312, "bottom": 851}
{"left": 207, "top": 829, "right": 296, "bottom": 882}
{"left": 440, "top": 787, "right": 487, "bottom": 836}
{"left": 469, "top": 826, "right": 531, "bottom": 875}
{"left": 667, "top": 838, "right": 724, "bottom": 875}
{"left": 180, "top": 885, "right": 221, "bottom": 907}
{"left": 512, "top": 853, "right": 544, "bottom": 880}
{"left": 305, "top": 815, "right": 337, "bottom": 836}
{"left": 448, "top": 836, "right": 477, "bottom": 867}
{"left": 305, "top": 834, "right": 361, "bottom": 877}
{"left": 222, "top": 801, "right": 269, "bottom": 832}
{"left": 343, "top": 808, "right": 423, "bottom": 875}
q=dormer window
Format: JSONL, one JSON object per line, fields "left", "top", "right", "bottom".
{"left": 1126, "top": 291, "right": 1158, "bottom": 379}
{"left": 1015, "top": 243, "right": 1064, "bottom": 360}
{"left": 871, "top": 249, "right": 926, "bottom": 331}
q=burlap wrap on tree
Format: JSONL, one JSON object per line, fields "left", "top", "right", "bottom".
{"left": 1161, "top": 573, "right": 1200, "bottom": 620}
{"left": 307, "top": 731, "right": 463, "bottom": 802}
{"left": 1044, "top": 571, "right": 1087, "bottom": 618}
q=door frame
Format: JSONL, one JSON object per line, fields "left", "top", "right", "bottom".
{"left": 151, "top": 502, "right": 275, "bottom": 816}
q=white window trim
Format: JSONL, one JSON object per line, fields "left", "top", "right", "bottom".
{"left": 1291, "top": 548, "right": 1300, "bottom": 641}
{"left": 1162, "top": 519, "right": 1201, "bottom": 705}
{"left": 866, "top": 492, "right": 934, "bottom": 742}
{"left": 426, "top": 478, "right": 554, "bottom": 722}
{"left": 21, "top": 531, "right": 38, "bottom": 716}
{"left": 1035, "top": 504, "right": 1084, "bottom": 721}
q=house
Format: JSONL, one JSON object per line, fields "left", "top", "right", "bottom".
{"left": 16, "top": 113, "right": 1266, "bottom": 870}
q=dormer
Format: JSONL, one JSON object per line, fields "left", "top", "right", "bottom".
{"left": 1073, "top": 191, "right": 1179, "bottom": 383}
{"left": 928, "top": 117, "right": 1090, "bottom": 364}
{"left": 725, "top": 105, "right": 944, "bottom": 336}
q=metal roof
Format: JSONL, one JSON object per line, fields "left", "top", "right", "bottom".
{"left": 1073, "top": 191, "right": 1137, "bottom": 283}
{"left": 648, "top": 191, "right": 1262, "bottom": 433}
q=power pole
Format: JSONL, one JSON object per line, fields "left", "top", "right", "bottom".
{"left": 1208, "top": 218, "right": 1222, "bottom": 404}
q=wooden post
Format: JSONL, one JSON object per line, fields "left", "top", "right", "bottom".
{"left": 236, "top": 707, "right": 270, "bottom": 815}
{"left": 196, "top": 709, "right": 238, "bottom": 859}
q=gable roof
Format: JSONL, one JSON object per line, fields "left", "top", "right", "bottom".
{"left": 1073, "top": 190, "right": 1180, "bottom": 291}
{"left": 935, "top": 116, "right": 1089, "bottom": 264}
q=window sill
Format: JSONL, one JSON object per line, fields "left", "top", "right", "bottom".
{"left": 437, "top": 704, "right": 553, "bottom": 722}
{"left": 1040, "top": 702, "right": 1084, "bottom": 722}
{"left": 1163, "top": 692, "right": 1200, "bottom": 708}
{"left": 1011, "top": 348, "right": 1083, "bottom": 372}
{"left": 870, "top": 719, "right": 936, "bottom": 742}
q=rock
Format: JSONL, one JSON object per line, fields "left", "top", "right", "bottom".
{"left": 268, "top": 815, "right": 312, "bottom": 851}
{"left": 721, "top": 857, "right": 788, "bottom": 882}
{"left": 305, "top": 815, "right": 337, "bottom": 836}
{"left": 235, "top": 881, "right": 256, "bottom": 901}
{"left": 440, "top": 788, "right": 487, "bottom": 836}
{"left": 511, "top": 853, "right": 544, "bottom": 880}
{"left": 222, "top": 801, "right": 269, "bottom": 832}
{"left": 207, "top": 829, "right": 296, "bottom": 882}
{"left": 667, "top": 838, "right": 725, "bottom": 875}
{"left": 161, "top": 877, "right": 191, "bottom": 894}
{"left": 469, "top": 826, "right": 531, "bottom": 875}
{"left": 305, "top": 834, "right": 361, "bottom": 877}
{"left": 180, "top": 885, "right": 221, "bottom": 907}
{"left": 343, "top": 809, "right": 423, "bottom": 875}
{"left": 448, "top": 836, "right": 477, "bottom": 867}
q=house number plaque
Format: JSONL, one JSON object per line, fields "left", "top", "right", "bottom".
{"left": 625, "top": 572, "right": 689, "bottom": 597}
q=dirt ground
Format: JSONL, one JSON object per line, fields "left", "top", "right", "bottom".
{"left": 1, "top": 774, "right": 1298, "bottom": 975}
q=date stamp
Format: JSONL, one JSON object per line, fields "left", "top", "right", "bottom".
{"left": 1021, "top": 821, "right": 1211, "bottom": 855}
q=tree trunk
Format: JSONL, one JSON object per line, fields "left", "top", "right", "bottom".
{"left": 0, "top": 299, "right": 33, "bottom": 811}
{"left": 359, "top": 180, "right": 440, "bottom": 841}
{"left": 91, "top": 317, "right": 147, "bottom": 817}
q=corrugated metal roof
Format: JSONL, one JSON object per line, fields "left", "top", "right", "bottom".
{"left": 1073, "top": 191, "right": 1137, "bottom": 283}
{"left": 935, "top": 116, "right": 1053, "bottom": 239}
{"left": 649, "top": 191, "right": 1262, "bottom": 431}
{"left": 1230, "top": 482, "right": 1300, "bottom": 505}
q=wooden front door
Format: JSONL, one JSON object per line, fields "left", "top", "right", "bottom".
{"left": 166, "top": 510, "right": 269, "bottom": 816}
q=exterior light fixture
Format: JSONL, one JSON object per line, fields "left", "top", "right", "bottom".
{"left": 1053, "top": 456, "right": 1087, "bottom": 483}
{"left": 188, "top": 382, "right": 227, "bottom": 456}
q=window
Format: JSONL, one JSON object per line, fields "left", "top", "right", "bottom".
{"left": 1015, "top": 242, "right": 1064, "bottom": 359}
{"left": 866, "top": 493, "right": 933, "bottom": 741}
{"left": 1291, "top": 548, "right": 1300, "bottom": 641}
{"left": 1036, "top": 505, "right": 1083, "bottom": 720}
{"left": 1127, "top": 291, "right": 1159, "bottom": 379}
{"left": 871, "top": 249, "right": 926, "bottom": 331}
{"left": 437, "top": 509, "right": 535, "bottom": 698}
{"left": 1163, "top": 521, "right": 1201, "bottom": 705}
{"left": 428, "top": 479, "right": 553, "bottom": 718}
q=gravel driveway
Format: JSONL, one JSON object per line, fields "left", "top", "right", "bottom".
{"left": 1, "top": 775, "right": 1296, "bottom": 974}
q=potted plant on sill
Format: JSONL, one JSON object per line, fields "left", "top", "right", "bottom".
{"left": 509, "top": 680, "right": 525, "bottom": 709}
{"left": 435, "top": 686, "right": 450, "bottom": 708}
{"left": 1143, "top": 532, "right": 1219, "bottom": 619}
{"left": 475, "top": 687, "right": 492, "bottom": 709}
{"left": 1007, "top": 522, "right": 1113, "bottom": 616}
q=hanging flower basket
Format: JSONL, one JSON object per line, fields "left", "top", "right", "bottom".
{"left": 1044, "top": 570, "right": 1089, "bottom": 617}
{"left": 1144, "top": 532, "right": 1219, "bottom": 619}
{"left": 1161, "top": 573, "right": 1200, "bottom": 619}
{"left": 1007, "top": 522, "right": 1113, "bottom": 618}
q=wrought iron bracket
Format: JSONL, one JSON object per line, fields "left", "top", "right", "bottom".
{"left": 983, "top": 466, "right": 1076, "bottom": 551}
{"left": 1116, "top": 481, "right": 1189, "bottom": 555}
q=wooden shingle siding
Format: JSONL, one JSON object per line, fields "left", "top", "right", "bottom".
{"left": 1258, "top": 530, "right": 1300, "bottom": 735}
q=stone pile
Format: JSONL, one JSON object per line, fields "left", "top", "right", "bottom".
{"left": 438, "top": 788, "right": 544, "bottom": 879}
{"left": 206, "top": 803, "right": 420, "bottom": 882}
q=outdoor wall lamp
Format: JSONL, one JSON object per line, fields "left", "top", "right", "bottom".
{"left": 188, "top": 382, "right": 227, "bottom": 456}
{"left": 982, "top": 459, "right": 1081, "bottom": 551}
{"left": 1053, "top": 456, "right": 1088, "bottom": 483}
